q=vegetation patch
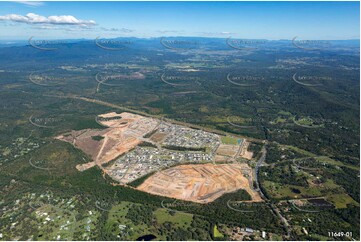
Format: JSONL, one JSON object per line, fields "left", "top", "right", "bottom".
{"left": 213, "top": 225, "right": 224, "bottom": 238}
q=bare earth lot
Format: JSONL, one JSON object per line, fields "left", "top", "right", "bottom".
{"left": 56, "top": 111, "right": 259, "bottom": 204}
{"left": 137, "top": 163, "right": 262, "bottom": 203}
{"left": 55, "top": 112, "right": 159, "bottom": 171}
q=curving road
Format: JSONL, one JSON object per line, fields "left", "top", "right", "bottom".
{"left": 254, "top": 143, "right": 291, "bottom": 239}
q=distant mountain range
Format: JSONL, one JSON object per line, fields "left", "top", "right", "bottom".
{"left": 0, "top": 37, "right": 359, "bottom": 48}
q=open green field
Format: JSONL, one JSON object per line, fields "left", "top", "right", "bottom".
{"left": 316, "top": 156, "right": 359, "bottom": 171}
{"left": 263, "top": 179, "right": 358, "bottom": 208}
{"left": 154, "top": 208, "right": 193, "bottom": 228}
{"left": 263, "top": 180, "right": 323, "bottom": 199}
{"left": 327, "top": 193, "right": 359, "bottom": 209}
{"left": 221, "top": 136, "right": 241, "bottom": 145}
{"left": 106, "top": 202, "right": 157, "bottom": 240}
{"left": 213, "top": 225, "right": 224, "bottom": 238}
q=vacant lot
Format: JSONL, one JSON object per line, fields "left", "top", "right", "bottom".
{"left": 137, "top": 163, "right": 262, "bottom": 203}
{"left": 216, "top": 144, "right": 239, "bottom": 157}
{"left": 56, "top": 112, "right": 159, "bottom": 171}
{"left": 221, "top": 136, "right": 241, "bottom": 145}
{"left": 154, "top": 208, "right": 193, "bottom": 228}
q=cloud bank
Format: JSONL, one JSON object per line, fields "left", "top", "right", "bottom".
{"left": 0, "top": 13, "right": 96, "bottom": 26}
{"left": 14, "top": 1, "right": 44, "bottom": 7}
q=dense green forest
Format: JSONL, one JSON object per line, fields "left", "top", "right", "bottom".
{"left": 0, "top": 38, "right": 359, "bottom": 240}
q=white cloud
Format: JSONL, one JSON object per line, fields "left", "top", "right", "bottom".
{"left": 14, "top": 1, "right": 44, "bottom": 7}
{"left": 0, "top": 13, "right": 96, "bottom": 26}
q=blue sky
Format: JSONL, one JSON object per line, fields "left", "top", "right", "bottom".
{"left": 0, "top": 1, "right": 359, "bottom": 40}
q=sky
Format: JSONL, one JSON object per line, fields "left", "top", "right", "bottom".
{"left": 0, "top": 1, "right": 359, "bottom": 40}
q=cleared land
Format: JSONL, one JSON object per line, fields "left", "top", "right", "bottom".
{"left": 239, "top": 141, "right": 253, "bottom": 160}
{"left": 216, "top": 144, "right": 239, "bottom": 157}
{"left": 215, "top": 139, "right": 253, "bottom": 162}
{"left": 56, "top": 111, "right": 258, "bottom": 204}
{"left": 56, "top": 112, "right": 159, "bottom": 171}
{"left": 137, "top": 163, "right": 262, "bottom": 203}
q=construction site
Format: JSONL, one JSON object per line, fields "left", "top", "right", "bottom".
{"left": 56, "top": 111, "right": 259, "bottom": 203}
{"left": 137, "top": 163, "right": 262, "bottom": 203}
{"left": 55, "top": 112, "right": 159, "bottom": 171}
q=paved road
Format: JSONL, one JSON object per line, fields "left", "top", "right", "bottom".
{"left": 254, "top": 145, "right": 267, "bottom": 194}
{"left": 254, "top": 144, "right": 292, "bottom": 239}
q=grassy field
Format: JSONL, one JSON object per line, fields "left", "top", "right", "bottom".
{"left": 263, "top": 179, "right": 358, "bottom": 208}
{"left": 221, "top": 136, "right": 241, "bottom": 145}
{"left": 281, "top": 145, "right": 316, "bottom": 157}
{"left": 106, "top": 201, "right": 155, "bottom": 240}
{"left": 154, "top": 208, "right": 193, "bottom": 229}
{"left": 271, "top": 117, "right": 287, "bottom": 124}
{"left": 327, "top": 193, "right": 359, "bottom": 209}
{"left": 295, "top": 117, "right": 314, "bottom": 126}
{"left": 316, "top": 156, "right": 359, "bottom": 171}
{"left": 213, "top": 225, "right": 224, "bottom": 238}
{"left": 263, "top": 181, "right": 323, "bottom": 199}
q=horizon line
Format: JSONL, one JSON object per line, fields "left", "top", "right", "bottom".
{"left": 1, "top": 36, "right": 360, "bottom": 41}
